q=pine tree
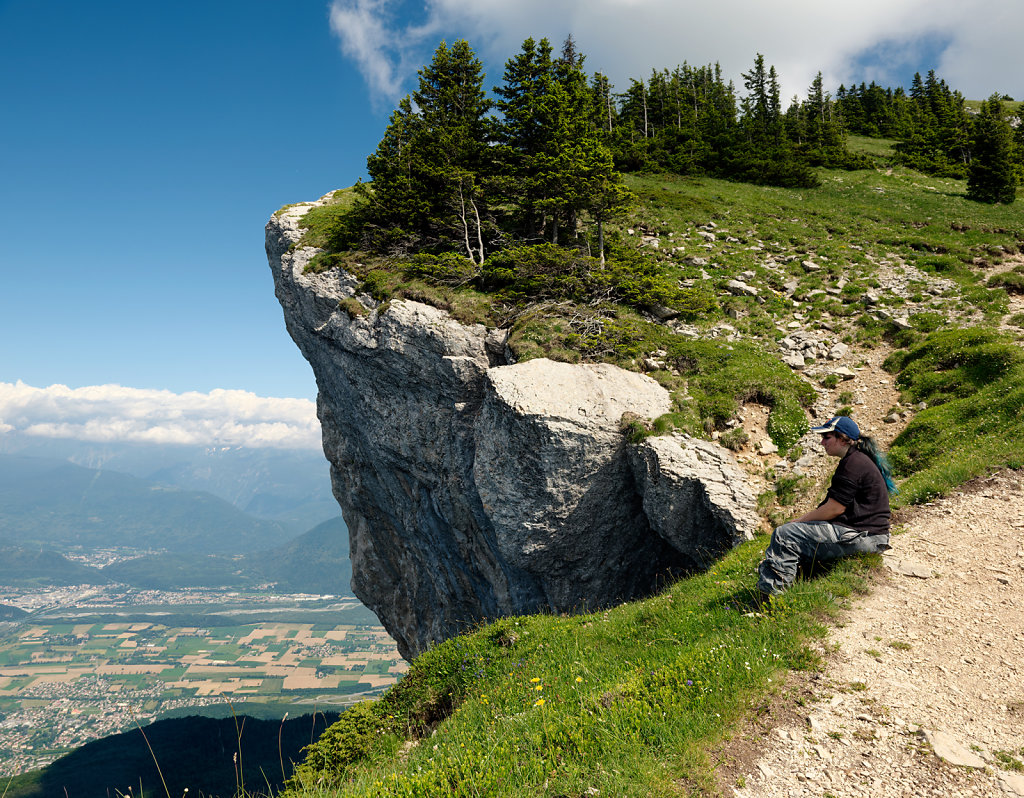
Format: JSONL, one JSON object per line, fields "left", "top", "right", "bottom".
{"left": 364, "top": 40, "right": 492, "bottom": 260}
{"left": 494, "top": 36, "right": 620, "bottom": 246}
{"left": 967, "top": 95, "right": 1017, "bottom": 204}
{"left": 731, "top": 54, "right": 816, "bottom": 187}
{"left": 493, "top": 37, "right": 556, "bottom": 238}
{"left": 798, "top": 72, "right": 847, "bottom": 167}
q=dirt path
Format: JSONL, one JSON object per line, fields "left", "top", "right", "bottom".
{"left": 719, "top": 470, "right": 1024, "bottom": 797}
{"left": 704, "top": 319, "right": 1024, "bottom": 798}
{"left": 716, "top": 336, "right": 1024, "bottom": 797}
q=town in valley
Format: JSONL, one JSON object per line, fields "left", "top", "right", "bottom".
{"left": 0, "top": 582, "right": 405, "bottom": 776}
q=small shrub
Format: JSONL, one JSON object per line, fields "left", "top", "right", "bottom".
{"left": 995, "top": 751, "right": 1024, "bottom": 772}
{"left": 774, "top": 474, "right": 805, "bottom": 506}
{"left": 403, "top": 252, "right": 481, "bottom": 286}
{"left": 766, "top": 398, "right": 809, "bottom": 451}
{"left": 987, "top": 269, "right": 1024, "bottom": 295}
{"left": 338, "top": 298, "right": 369, "bottom": 318}
{"left": 719, "top": 427, "right": 749, "bottom": 451}
{"left": 820, "top": 374, "right": 840, "bottom": 389}
{"left": 620, "top": 412, "right": 652, "bottom": 444}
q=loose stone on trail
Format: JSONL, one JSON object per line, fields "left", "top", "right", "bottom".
{"left": 883, "top": 557, "right": 933, "bottom": 579}
{"left": 920, "top": 729, "right": 986, "bottom": 769}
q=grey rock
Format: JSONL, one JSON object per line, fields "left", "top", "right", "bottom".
{"left": 646, "top": 304, "right": 680, "bottom": 321}
{"left": 835, "top": 367, "right": 856, "bottom": 380}
{"left": 884, "top": 557, "right": 932, "bottom": 579}
{"left": 630, "top": 437, "right": 759, "bottom": 567}
{"left": 726, "top": 279, "right": 759, "bottom": 297}
{"left": 795, "top": 454, "right": 816, "bottom": 469}
{"left": 828, "top": 342, "right": 849, "bottom": 360}
{"left": 783, "top": 353, "right": 807, "bottom": 370}
{"left": 920, "top": 729, "right": 986, "bottom": 768}
{"left": 1000, "top": 771, "right": 1024, "bottom": 797}
{"left": 267, "top": 199, "right": 760, "bottom": 659}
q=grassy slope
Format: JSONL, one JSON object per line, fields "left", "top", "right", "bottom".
{"left": 282, "top": 149, "right": 1023, "bottom": 796}
{"left": 285, "top": 542, "right": 873, "bottom": 798}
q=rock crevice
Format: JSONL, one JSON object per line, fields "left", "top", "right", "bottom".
{"left": 268, "top": 198, "right": 759, "bottom": 659}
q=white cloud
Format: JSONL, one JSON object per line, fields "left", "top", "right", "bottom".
{"left": 329, "top": 0, "right": 432, "bottom": 107}
{"left": 0, "top": 382, "right": 321, "bottom": 450}
{"left": 331, "top": 0, "right": 1023, "bottom": 107}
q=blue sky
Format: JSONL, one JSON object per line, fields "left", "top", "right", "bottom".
{"left": 1, "top": 0, "right": 1020, "bottom": 447}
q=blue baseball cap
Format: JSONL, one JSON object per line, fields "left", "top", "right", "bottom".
{"left": 810, "top": 416, "right": 861, "bottom": 440}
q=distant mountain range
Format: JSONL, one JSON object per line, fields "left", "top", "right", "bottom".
{"left": 0, "top": 442, "right": 352, "bottom": 594}
{"left": 0, "top": 517, "right": 351, "bottom": 594}
{"left": 0, "top": 434, "right": 337, "bottom": 533}
{"left": 0, "top": 453, "right": 292, "bottom": 554}
{"left": 2, "top": 710, "right": 342, "bottom": 798}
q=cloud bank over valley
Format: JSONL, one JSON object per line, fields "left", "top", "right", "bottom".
{"left": 0, "top": 382, "right": 321, "bottom": 450}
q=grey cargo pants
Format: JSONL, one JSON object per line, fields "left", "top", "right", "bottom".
{"left": 757, "top": 521, "right": 890, "bottom": 596}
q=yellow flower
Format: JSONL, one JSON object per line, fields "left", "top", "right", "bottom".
{"left": 530, "top": 677, "right": 541, "bottom": 683}
{"left": 535, "top": 684, "right": 543, "bottom": 691}
{"left": 533, "top": 698, "right": 545, "bottom": 707}
{"left": 575, "top": 676, "right": 583, "bottom": 683}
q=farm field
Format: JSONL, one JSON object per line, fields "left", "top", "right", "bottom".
{"left": 0, "top": 585, "right": 405, "bottom": 776}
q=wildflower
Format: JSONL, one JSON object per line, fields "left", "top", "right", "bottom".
{"left": 530, "top": 677, "right": 540, "bottom": 683}
{"left": 534, "top": 698, "right": 545, "bottom": 707}
{"left": 575, "top": 676, "right": 583, "bottom": 683}
{"left": 686, "top": 680, "right": 693, "bottom": 686}
{"left": 535, "top": 684, "right": 543, "bottom": 691}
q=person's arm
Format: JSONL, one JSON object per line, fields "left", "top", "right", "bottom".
{"left": 791, "top": 498, "right": 846, "bottom": 524}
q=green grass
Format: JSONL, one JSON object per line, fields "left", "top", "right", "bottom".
{"left": 964, "top": 98, "right": 1023, "bottom": 116}
{"left": 846, "top": 135, "right": 897, "bottom": 162}
{"left": 884, "top": 327, "right": 1024, "bottom": 503}
{"left": 283, "top": 539, "right": 876, "bottom": 798}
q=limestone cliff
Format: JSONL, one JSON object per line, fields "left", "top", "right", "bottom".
{"left": 267, "top": 195, "right": 760, "bottom": 659}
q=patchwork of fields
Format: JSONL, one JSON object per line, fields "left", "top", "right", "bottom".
{"left": 0, "top": 590, "right": 406, "bottom": 776}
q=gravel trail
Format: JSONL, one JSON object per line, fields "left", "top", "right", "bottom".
{"left": 720, "top": 469, "right": 1024, "bottom": 797}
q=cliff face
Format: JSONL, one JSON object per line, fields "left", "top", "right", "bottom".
{"left": 267, "top": 196, "right": 760, "bottom": 659}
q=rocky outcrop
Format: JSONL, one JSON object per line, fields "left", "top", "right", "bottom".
{"left": 267, "top": 196, "right": 759, "bottom": 659}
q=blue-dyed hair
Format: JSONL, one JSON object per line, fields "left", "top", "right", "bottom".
{"left": 855, "top": 434, "right": 899, "bottom": 495}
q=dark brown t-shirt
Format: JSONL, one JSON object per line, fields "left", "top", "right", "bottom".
{"left": 824, "top": 448, "right": 891, "bottom": 535}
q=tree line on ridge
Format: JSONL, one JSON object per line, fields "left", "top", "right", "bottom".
{"left": 346, "top": 37, "right": 1021, "bottom": 265}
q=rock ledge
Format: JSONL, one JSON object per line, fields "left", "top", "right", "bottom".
{"left": 267, "top": 197, "right": 759, "bottom": 658}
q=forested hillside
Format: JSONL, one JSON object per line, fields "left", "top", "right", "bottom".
{"left": 312, "top": 36, "right": 1019, "bottom": 271}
